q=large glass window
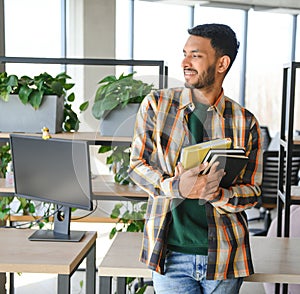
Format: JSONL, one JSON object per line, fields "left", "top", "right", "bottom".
{"left": 116, "top": 0, "right": 132, "bottom": 60}
{"left": 133, "top": 0, "right": 192, "bottom": 88}
{"left": 3, "top": 1, "right": 299, "bottom": 134}
{"left": 4, "top": 0, "right": 63, "bottom": 76}
{"left": 246, "top": 10, "right": 294, "bottom": 135}
{"left": 194, "top": 6, "right": 245, "bottom": 103}
{"left": 293, "top": 16, "right": 300, "bottom": 132}
{"left": 295, "top": 15, "right": 300, "bottom": 61}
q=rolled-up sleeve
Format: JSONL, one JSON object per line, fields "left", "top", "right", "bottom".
{"left": 210, "top": 120, "right": 262, "bottom": 214}
{"left": 128, "top": 93, "right": 183, "bottom": 199}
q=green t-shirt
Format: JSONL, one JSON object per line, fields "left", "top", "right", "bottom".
{"left": 167, "top": 101, "right": 209, "bottom": 255}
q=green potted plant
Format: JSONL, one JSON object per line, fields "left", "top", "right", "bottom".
{"left": 0, "top": 71, "right": 87, "bottom": 133}
{"left": 88, "top": 72, "right": 154, "bottom": 185}
{"left": 0, "top": 142, "right": 38, "bottom": 222}
{"left": 0, "top": 72, "right": 87, "bottom": 222}
{"left": 91, "top": 71, "right": 154, "bottom": 137}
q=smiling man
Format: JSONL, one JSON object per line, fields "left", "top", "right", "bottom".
{"left": 129, "top": 23, "right": 262, "bottom": 294}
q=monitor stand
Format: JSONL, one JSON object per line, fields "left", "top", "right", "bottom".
{"left": 28, "top": 206, "right": 86, "bottom": 242}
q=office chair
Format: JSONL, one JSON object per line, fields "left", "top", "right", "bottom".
{"left": 249, "top": 150, "right": 300, "bottom": 236}
{"left": 247, "top": 126, "right": 272, "bottom": 225}
{"left": 260, "top": 125, "right": 272, "bottom": 151}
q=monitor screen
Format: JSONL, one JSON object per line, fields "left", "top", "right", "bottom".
{"left": 10, "top": 134, "right": 93, "bottom": 211}
{"left": 10, "top": 134, "right": 93, "bottom": 242}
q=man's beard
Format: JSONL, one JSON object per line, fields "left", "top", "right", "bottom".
{"left": 185, "top": 63, "right": 216, "bottom": 89}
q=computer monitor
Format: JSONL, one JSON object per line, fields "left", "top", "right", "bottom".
{"left": 10, "top": 134, "right": 93, "bottom": 242}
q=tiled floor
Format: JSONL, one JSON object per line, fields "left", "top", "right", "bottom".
{"left": 8, "top": 208, "right": 275, "bottom": 293}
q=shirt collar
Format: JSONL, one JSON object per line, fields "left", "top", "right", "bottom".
{"left": 178, "top": 87, "right": 193, "bottom": 110}
{"left": 207, "top": 89, "right": 225, "bottom": 117}
{"left": 178, "top": 87, "right": 225, "bottom": 117}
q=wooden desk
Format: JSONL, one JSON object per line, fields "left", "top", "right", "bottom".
{"left": 245, "top": 236, "right": 300, "bottom": 284}
{"left": 98, "top": 232, "right": 150, "bottom": 294}
{"left": 98, "top": 233, "right": 300, "bottom": 294}
{"left": 3, "top": 132, "right": 300, "bottom": 144}
{"left": 0, "top": 132, "right": 132, "bottom": 145}
{"left": 293, "top": 136, "right": 300, "bottom": 145}
{"left": 0, "top": 228, "right": 97, "bottom": 294}
{"left": 0, "top": 176, "right": 148, "bottom": 200}
{"left": 92, "top": 175, "right": 148, "bottom": 200}
{"left": 290, "top": 185, "right": 300, "bottom": 201}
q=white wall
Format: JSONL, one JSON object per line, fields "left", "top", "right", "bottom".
{"left": 67, "top": 0, "right": 117, "bottom": 176}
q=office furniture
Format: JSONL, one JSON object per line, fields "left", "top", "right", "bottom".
{"left": 0, "top": 57, "right": 168, "bottom": 89}
{"left": 98, "top": 232, "right": 150, "bottom": 294}
{"left": 248, "top": 125, "right": 272, "bottom": 232}
{"left": 0, "top": 228, "right": 97, "bottom": 294}
{"left": 261, "top": 125, "right": 272, "bottom": 151}
{"left": 0, "top": 175, "right": 147, "bottom": 201}
{"left": 0, "top": 132, "right": 146, "bottom": 292}
{"left": 2, "top": 132, "right": 300, "bottom": 292}
{"left": 0, "top": 133, "right": 148, "bottom": 199}
{"left": 250, "top": 150, "right": 300, "bottom": 236}
{"left": 265, "top": 204, "right": 300, "bottom": 294}
{"left": 97, "top": 232, "right": 300, "bottom": 294}
{"left": 278, "top": 62, "right": 300, "bottom": 238}
{"left": 0, "top": 131, "right": 132, "bottom": 145}
{"left": 245, "top": 236, "right": 300, "bottom": 284}
{"left": 277, "top": 61, "right": 300, "bottom": 294}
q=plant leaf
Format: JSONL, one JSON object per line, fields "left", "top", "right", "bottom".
{"left": 91, "top": 100, "right": 105, "bottom": 119}
{"left": 29, "top": 90, "right": 44, "bottom": 110}
{"left": 51, "top": 81, "right": 63, "bottom": 96}
{"left": 67, "top": 92, "right": 75, "bottom": 102}
{"left": 64, "top": 83, "right": 75, "bottom": 90}
{"left": 7, "top": 75, "right": 18, "bottom": 88}
{"left": 18, "top": 85, "right": 32, "bottom": 104}
{"left": 79, "top": 101, "right": 89, "bottom": 111}
{"left": 98, "top": 75, "right": 117, "bottom": 84}
{"left": 99, "top": 96, "right": 120, "bottom": 111}
{"left": 109, "top": 227, "right": 117, "bottom": 239}
{"left": 98, "top": 145, "right": 113, "bottom": 153}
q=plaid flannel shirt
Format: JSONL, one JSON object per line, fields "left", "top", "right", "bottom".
{"left": 128, "top": 87, "right": 262, "bottom": 280}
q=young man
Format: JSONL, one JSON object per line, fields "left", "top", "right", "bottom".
{"left": 128, "top": 23, "right": 262, "bottom": 294}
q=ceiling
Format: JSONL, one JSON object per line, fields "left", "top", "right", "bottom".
{"left": 144, "top": 0, "right": 300, "bottom": 14}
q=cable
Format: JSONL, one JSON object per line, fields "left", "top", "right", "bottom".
{"left": 1, "top": 201, "right": 98, "bottom": 228}
{"left": 71, "top": 200, "right": 98, "bottom": 221}
{"left": 0, "top": 204, "right": 63, "bottom": 229}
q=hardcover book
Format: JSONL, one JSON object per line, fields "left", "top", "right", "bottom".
{"left": 181, "top": 138, "right": 232, "bottom": 169}
{"left": 202, "top": 153, "right": 249, "bottom": 188}
{"left": 202, "top": 148, "right": 246, "bottom": 163}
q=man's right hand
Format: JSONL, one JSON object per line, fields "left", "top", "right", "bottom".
{"left": 177, "top": 162, "right": 225, "bottom": 201}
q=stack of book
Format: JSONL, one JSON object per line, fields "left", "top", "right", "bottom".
{"left": 181, "top": 138, "right": 248, "bottom": 188}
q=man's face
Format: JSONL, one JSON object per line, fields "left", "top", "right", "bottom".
{"left": 181, "top": 35, "right": 218, "bottom": 89}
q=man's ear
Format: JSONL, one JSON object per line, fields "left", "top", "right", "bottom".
{"left": 217, "top": 55, "right": 231, "bottom": 74}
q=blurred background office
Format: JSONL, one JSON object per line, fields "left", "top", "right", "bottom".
{"left": 1, "top": 0, "right": 300, "bottom": 136}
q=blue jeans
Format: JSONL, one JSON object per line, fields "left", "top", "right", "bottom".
{"left": 152, "top": 251, "right": 243, "bottom": 294}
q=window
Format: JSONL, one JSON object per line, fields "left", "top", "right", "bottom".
{"left": 246, "top": 10, "right": 294, "bottom": 134}
{"left": 3, "top": 1, "right": 299, "bottom": 134}
{"left": 194, "top": 6, "right": 245, "bottom": 104}
{"left": 132, "top": 1, "right": 192, "bottom": 87}
{"left": 4, "top": 0, "right": 63, "bottom": 76}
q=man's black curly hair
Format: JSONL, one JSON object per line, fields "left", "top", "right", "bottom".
{"left": 188, "top": 23, "right": 240, "bottom": 72}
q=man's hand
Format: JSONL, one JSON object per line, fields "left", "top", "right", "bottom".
{"left": 176, "top": 162, "right": 225, "bottom": 201}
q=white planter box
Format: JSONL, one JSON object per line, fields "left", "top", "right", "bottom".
{"left": 0, "top": 95, "right": 64, "bottom": 133}
{"left": 100, "top": 104, "right": 140, "bottom": 137}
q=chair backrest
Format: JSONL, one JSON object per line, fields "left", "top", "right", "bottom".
{"left": 260, "top": 126, "right": 272, "bottom": 151}
{"left": 261, "top": 150, "right": 300, "bottom": 205}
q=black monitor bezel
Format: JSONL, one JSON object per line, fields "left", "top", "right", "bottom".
{"left": 10, "top": 134, "right": 93, "bottom": 212}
